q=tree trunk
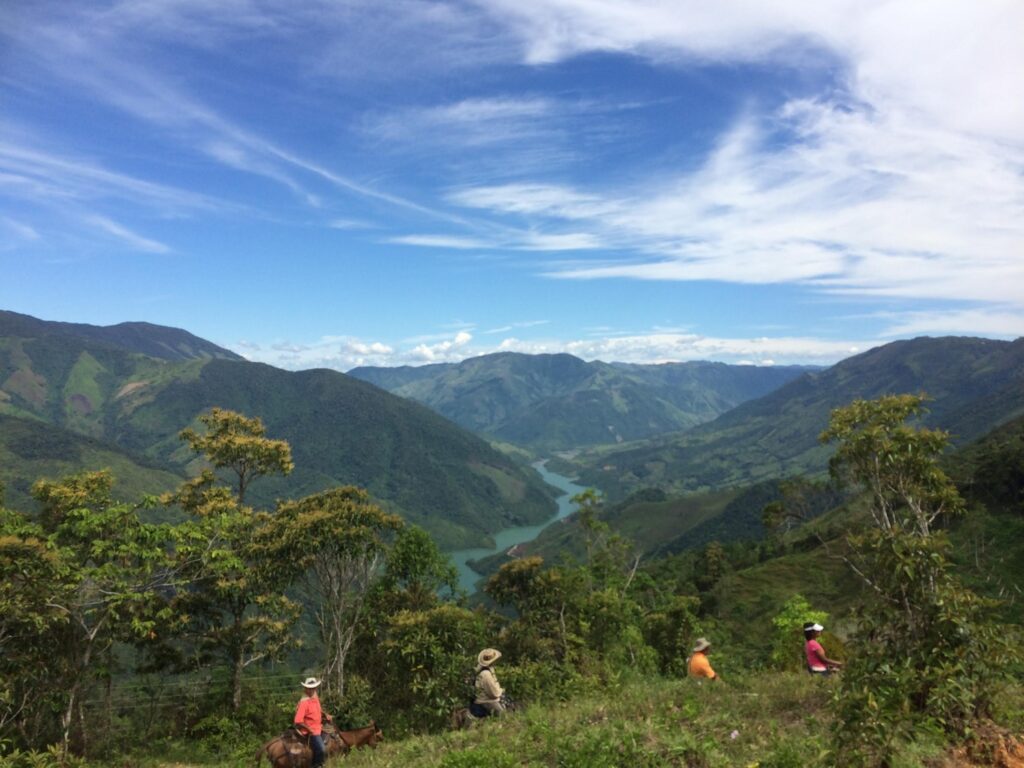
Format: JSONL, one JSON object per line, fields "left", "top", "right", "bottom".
{"left": 232, "top": 651, "right": 244, "bottom": 711}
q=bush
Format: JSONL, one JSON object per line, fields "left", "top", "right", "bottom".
{"left": 770, "top": 594, "right": 827, "bottom": 671}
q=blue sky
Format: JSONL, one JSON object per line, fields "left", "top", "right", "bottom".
{"left": 2, "top": 0, "right": 1022, "bottom": 369}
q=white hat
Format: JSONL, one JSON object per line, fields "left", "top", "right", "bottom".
{"left": 692, "top": 638, "right": 711, "bottom": 652}
{"left": 477, "top": 648, "right": 502, "bottom": 666}
{"left": 301, "top": 677, "right": 321, "bottom": 688}
{"left": 810, "top": 623, "right": 824, "bottom": 632}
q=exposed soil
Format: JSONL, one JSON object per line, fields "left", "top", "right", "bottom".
{"left": 930, "top": 725, "right": 1024, "bottom": 767}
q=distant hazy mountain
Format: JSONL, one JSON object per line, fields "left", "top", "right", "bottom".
{"left": 349, "top": 352, "right": 812, "bottom": 451}
{"left": 0, "top": 313, "right": 556, "bottom": 547}
{"left": 570, "top": 336, "right": 1024, "bottom": 499}
{"left": 0, "top": 310, "right": 243, "bottom": 362}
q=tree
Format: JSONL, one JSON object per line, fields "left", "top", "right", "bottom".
{"left": 168, "top": 410, "right": 299, "bottom": 711}
{"left": 573, "top": 489, "right": 641, "bottom": 593}
{"left": 0, "top": 508, "right": 68, "bottom": 747}
{"left": 821, "top": 395, "right": 1010, "bottom": 765}
{"left": 28, "top": 472, "right": 176, "bottom": 754}
{"left": 179, "top": 407, "right": 293, "bottom": 506}
{"left": 270, "top": 487, "right": 402, "bottom": 700}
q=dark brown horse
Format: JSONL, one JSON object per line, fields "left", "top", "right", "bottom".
{"left": 254, "top": 722, "right": 383, "bottom": 767}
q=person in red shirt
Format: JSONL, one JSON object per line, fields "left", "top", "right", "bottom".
{"left": 294, "top": 677, "right": 325, "bottom": 767}
{"left": 804, "top": 623, "right": 842, "bottom": 674}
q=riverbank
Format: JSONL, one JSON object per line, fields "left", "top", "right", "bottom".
{"left": 448, "top": 461, "right": 585, "bottom": 593}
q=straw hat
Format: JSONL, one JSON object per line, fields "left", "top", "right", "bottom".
{"left": 301, "top": 677, "right": 322, "bottom": 689}
{"left": 692, "top": 638, "right": 711, "bottom": 653}
{"left": 477, "top": 648, "right": 502, "bottom": 667}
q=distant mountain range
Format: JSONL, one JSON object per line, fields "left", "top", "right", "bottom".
{"left": 0, "top": 311, "right": 555, "bottom": 548}
{"left": 349, "top": 352, "right": 812, "bottom": 452}
{"left": 568, "top": 336, "right": 1024, "bottom": 499}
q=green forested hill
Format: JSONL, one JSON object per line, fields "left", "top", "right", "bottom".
{"left": 0, "top": 414, "right": 183, "bottom": 510}
{"left": 570, "top": 336, "right": 1024, "bottom": 499}
{"left": 349, "top": 351, "right": 811, "bottom": 451}
{"left": 0, "top": 315, "right": 556, "bottom": 547}
{"left": 0, "top": 309, "right": 242, "bottom": 362}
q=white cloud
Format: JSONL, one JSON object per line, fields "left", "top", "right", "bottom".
{"left": 234, "top": 327, "right": 870, "bottom": 370}
{"left": 236, "top": 334, "right": 396, "bottom": 369}
{"left": 878, "top": 308, "right": 1024, "bottom": 339}
{"left": 443, "top": 1, "right": 1024, "bottom": 315}
{"left": 409, "top": 330, "right": 474, "bottom": 362}
{"left": 388, "top": 234, "right": 492, "bottom": 249}
{"left": 0, "top": 217, "right": 40, "bottom": 242}
{"left": 82, "top": 215, "right": 171, "bottom": 254}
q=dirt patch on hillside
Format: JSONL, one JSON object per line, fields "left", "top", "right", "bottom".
{"left": 68, "top": 392, "right": 93, "bottom": 415}
{"left": 929, "top": 725, "right": 1024, "bottom": 767}
{"left": 3, "top": 368, "right": 47, "bottom": 406}
{"left": 116, "top": 380, "right": 149, "bottom": 398}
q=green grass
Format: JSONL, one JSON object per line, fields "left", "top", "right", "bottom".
{"left": 9, "top": 669, "right": 1022, "bottom": 767}
{"left": 116, "top": 673, "right": 837, "bottom": 768}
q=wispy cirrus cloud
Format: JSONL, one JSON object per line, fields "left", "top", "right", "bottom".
{"left": 2, "top": 4, "right": 479, "bottom": 228}
{"left": 387, "top": 234, "right": 492, "bottom": 249}
{"left": 437, "top": 1, "right": 1024, "bottom": 334}
{"left": 81, "top": 214, "right": 171, "bottom": 254}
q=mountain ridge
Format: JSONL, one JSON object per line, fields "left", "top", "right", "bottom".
{"left": 0, "top": 313, "right": 556, "bottom": 547}
{"left": 350, "top": 351, "right": 814, "bottom": 451}
{"left": 569, "top": 335, "right": 1024, "bottom": 499}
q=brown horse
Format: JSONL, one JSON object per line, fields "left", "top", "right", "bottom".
{"left": 335, "top": 721, "right": 384, "bottom": 751}
{"left": 254, "top": 722, "right": 382, "bottom": 767}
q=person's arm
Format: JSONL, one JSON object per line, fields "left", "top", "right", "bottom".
{"left": 812, "top": 644, "right": 842, "bottom": 668}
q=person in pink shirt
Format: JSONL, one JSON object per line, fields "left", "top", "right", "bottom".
{"left": 804, "top": 622, "right": 842, "bottom": 675}
{"left": 294, "top": 677, "right": 326, "bottom": 767}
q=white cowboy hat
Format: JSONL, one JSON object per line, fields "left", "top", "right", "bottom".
{"left": 477, "top": 648, "right": 502, "bottom": 666}
{"left": 692, "top": 638, "right": 711, "bottom": 653}
{"left": 301, "top": 677, "right": 322, "bottom": 688}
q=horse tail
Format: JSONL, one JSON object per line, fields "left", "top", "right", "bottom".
{"left": 254, "top": 738, "right": 274, "bottom": 767}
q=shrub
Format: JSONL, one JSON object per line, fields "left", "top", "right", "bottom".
{"left": 770, "top": 594, "right": 827, "bottom": 671}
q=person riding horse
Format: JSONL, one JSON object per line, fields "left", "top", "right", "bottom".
{"left": 293, "top": 677, "right": 329, "bottom": 767}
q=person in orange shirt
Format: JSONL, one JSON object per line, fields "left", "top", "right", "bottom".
{"left": 294, "top": 677, "right": 326, "bottom": 767}
{"left": 687, "top": 638, "right": 719, "bottom": 682}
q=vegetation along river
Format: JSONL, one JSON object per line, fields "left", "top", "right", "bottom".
{"left": 449, "top": 461, "right": 586, "bottom": 593}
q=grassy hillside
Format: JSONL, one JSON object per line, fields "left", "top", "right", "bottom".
{"left": 570, "top": 336, "right": 1024, "bottom": 499}
{"left": 0, "top": 317, "right": 557, "bottom": 547}
{"left": 0, "top": 414, "right": 183, "bottom": 511}
{"left": 350, "top": 352, "right": 810, "bottom": 452}
{"left": 115, "top": 672, "right": 1022, "bottom": 768}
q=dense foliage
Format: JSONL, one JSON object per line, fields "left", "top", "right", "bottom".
{"left": 822, "top": 395, "right": 1018, "bottom": 765}
{"left": 1, "top": 395, "right": 1021, "bottom": 766}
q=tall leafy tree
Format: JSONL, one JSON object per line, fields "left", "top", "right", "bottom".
{"left": 168, "top": 409, "right": 299, "bottom": 711}
{"left": 0, "top": 506, "right": 68, "bottom": 746}
{"left": 27, "top": 472, "right": 175, "bottom": 753}
{"left": 270, "top": 487, "right": 402, "bottom": 700}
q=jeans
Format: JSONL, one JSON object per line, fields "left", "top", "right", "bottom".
{"left": 310, "top": 734, "right": 325, "bottom": 767}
